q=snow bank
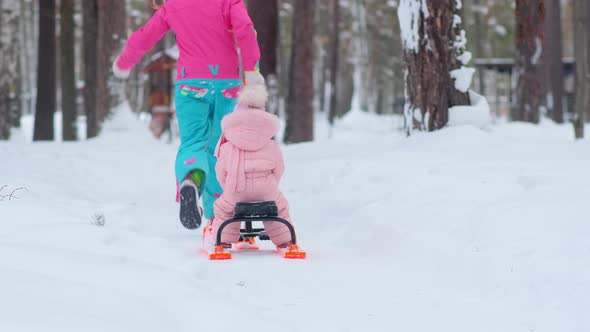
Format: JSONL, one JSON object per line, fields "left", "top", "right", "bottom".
{"left": 448, "top": 91, "right": 491, "bottom": 129}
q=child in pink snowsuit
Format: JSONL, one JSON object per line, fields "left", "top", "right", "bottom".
{"left": 212, "top": 86, "right": 293, "bottom": 248}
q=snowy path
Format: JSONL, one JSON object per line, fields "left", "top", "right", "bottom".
{"left": 1, "top": 108, "right": 589, "bottom": 332}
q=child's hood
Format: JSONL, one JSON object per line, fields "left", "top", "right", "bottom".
{"left": 220, "top": 104, "right": 280, "bottom": 151}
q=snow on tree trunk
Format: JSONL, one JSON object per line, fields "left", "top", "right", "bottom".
{"left": 573, "top": 0, "right": 589, "bottom": 139}
{"left": 284, "top": 0, "right": 315, "bottom": 143}
{"left": 0, "top": 0, "right": 21, "bottom": 140}
{"left": 33, "top": 0, "right": 56, "bottom": 141}
{"left": 61, "top": 0, "right": 77, "bottom": 141}
{"left": 512, "top": 0, "right": 545, "bottom": 124}
{"left": 247, "top": 0, "right": 279, "bottom": 115}
{"left": 398, "top": 0, "right": 471, "bottom": 133}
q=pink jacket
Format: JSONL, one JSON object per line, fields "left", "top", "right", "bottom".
{"left": 116, "top": 0, "right": 260, "bottom": 80}
{"left": 214, "top": 104, "right": 284, "bottom": 196}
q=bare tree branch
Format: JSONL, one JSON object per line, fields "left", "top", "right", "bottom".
{"left": 0, "top": 186, "right": 28, "bottom": 201}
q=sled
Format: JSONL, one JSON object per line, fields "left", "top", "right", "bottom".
{"left": 202, "top": 201, "right": 306, "bottom": 260}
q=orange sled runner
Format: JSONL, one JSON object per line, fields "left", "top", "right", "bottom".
{"left": 202, "top": 202, "right": 306, "bottom": 260}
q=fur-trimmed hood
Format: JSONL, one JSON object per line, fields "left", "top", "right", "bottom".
{"left": 218, "top": 104, "right": 280, "bottom": 152}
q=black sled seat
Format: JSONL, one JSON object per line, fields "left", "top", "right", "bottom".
{"left": 209, "top": 201, "right": 306, "bottom": 260}
{"left": 234, "top": 201, "right": 279, "bottom": 218}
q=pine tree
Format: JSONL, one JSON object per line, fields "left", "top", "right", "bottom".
{"left": 83, "top": 0, "right": 99, "bottom": 138}
{"left": 399, "top": 0, "right": 471, "bottom": 132}
{"left": 328, "top": 0, "right": 340, "bottom": 124}
{"left": 33, "top": 0, "right": 56, "bottom": 141}
{"left": 573, "top": 0, "right": 588, "bottom": 138}
{"left": 512, "top": 0, "right": 545, "bottom": 123}
{"left": 61, "top": 0, "right": 77, "bottom": 141}
{"left": 543, "top": 0, "right": 564, "bottom": 123}
{"left": 284, "top": 0, "right": 315, "bottom": 143}
{"left": 0, "top": 0, "right": 21, "bottom": 140}
{"left": 96, "top": 0, "right": 112, "bottom": 124}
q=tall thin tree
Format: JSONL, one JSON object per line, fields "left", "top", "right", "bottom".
{"left": 0, "top": 0, "right": 21, "bottom": 140}
{"left": 33, "top": 0, "right": 56, "bottom": 141}
{"left": 18, "top": 0, "right": 33, "bottom": 123}
{"left": 83, "top": 0, "right": 99, "bottom": 138}
{"left": 573, "top": 0, "right": 588, "bottom": 138}
{"left": 543, "top": 0, "right": 564, "bottom": 123}
{"left": 96, "top": 0, "right": 112, "bottom": 124}
{"left": 284, "top": 0, "right": 315, "bottom": 143}
{"left": 328, "top": 0, "right": 340, "bottom": 125}
{"left": 513, "top": 0, "right": 545, "bottom": 123}
{"left": 472, "top": 0, "right": 486, "bottom": 95}
{"left": 109, "top": 0, "right": 127, "bottom": 106}
{"left": 61, "top": 0, "right": 77, "bottom": 141}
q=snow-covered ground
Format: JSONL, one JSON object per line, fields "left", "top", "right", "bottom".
{"left": 1, "top": 105, "right": 589, "bottom": 332}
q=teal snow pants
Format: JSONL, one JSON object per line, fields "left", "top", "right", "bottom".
{"left": 174, "top": 79, "right": 242, "bottom": 219}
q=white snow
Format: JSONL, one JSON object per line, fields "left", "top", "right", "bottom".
{"left": 449, "top": 91, "right": 491, "bottom": 128}
{"left": 451, "top": 66, "right": 476, "bottom": 92}
{"left": 454, "top": 29, "right": 468, "bottom": 50}
{"left": 453, "top": 14, "right": 462, "bottom": 28}
{"left": 457, "top": 51, "right": 472, "bottom": 65}
{"left": 1, "top": 103, "right": 590, "bottom": 332}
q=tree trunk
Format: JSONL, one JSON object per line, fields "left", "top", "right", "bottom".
{"left": 23, "top": 0, "right": 36, "bottom": 118}
{"left": 351, "top": 0, "right": 369, "bottom": 112}
{"left": 247, "top": 0, "right": 278, "bottom": 78}
{"left": 284, "top": 0, "right": 315, "bottom": 143}
{"left": 573, "top": 0, "right": 588, "bottom": 138}
{"left": 18, "top": 0, "right": 32, "bottom": 125}
{"left": 33, "top": 0, "right": 56, "bottom": 141}
{"left": 0, "top": 0, "right": 21, "bottom": 140}
{"left": 398, "top": 0, "right": 470, "bottom": 132}
{"left": 328, "top": 0, "right": 340, "bottom": 125}
{"left": 61, "top": 0, "right": 77, "bottom": 141}
{"left": 247, "top": 0, "right": 279, "bottom": 115}
{"left": 513, "top": 0, "right": 545, "bottom": 123}
{"left": 473, "top": 0, "right": 486, "bottom": 95}
{"left": 543, "top": 0, "right": 564, "bottom": 123}
{"left": 96, "top": 0, "right": 112, "bottom": 124}
{"left": 83, "top": 0, "right": 99, "bottom": 138}
{"left": 109, "top": 0, "right": 127, "bottom": 106}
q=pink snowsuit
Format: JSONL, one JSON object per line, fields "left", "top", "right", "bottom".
{"left": 213, "top": 104, "right": 293, "bottom": 247}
